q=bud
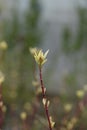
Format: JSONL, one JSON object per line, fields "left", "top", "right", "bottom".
{"left": 36, "top": 87, "right": 42, "bottom": 95}
{"left": 20, "top": 112, "right": 27, "bottom": 120}
{"left": 49, "top": 116, "right": 55, "bottom": 128}
{"left": 71, "top": 117, "right": 78, "bottom": 124}
{"left": 44, "top": 87, "right": 46, "bottom": 94}
{"left": 29, "top": 47, "right": 37, "bottom": 55}
{"left": 42, "top": 98, "right": 47, "bottom": 106}
{"left": 0, "top": 71, "right": 5, "bottom": 84}
{"left": 47, "top": 100, "right": 50, "bottom": 107}
{"left": 0, "top": 101, "right": 3, "bottom": 107}
{"left": 0, "top": 41, "right": 8, "bottom": 50}
{"left": 2, "top": 105, "right": 7, "bottom": 113}
{"left": 67, "top": 122, "right": 73, "bottom": 130}
{"left": 76, "top": 90, "right": 84, "bottom": 98}
{"left": 30, "top": 48, "right": 49, "bottom": 66}
{"left": 64, "top": 103, "right": 72, "bottom": 112}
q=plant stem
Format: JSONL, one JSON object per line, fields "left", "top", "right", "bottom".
{"left": 39, "top": 66, "right": 52, "bottom": 130}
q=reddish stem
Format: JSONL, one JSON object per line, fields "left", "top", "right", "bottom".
{"left": 39, "top": 66, "right": 52, "bottom": 130}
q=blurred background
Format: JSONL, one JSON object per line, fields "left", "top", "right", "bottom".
{"left": 0, "top": 0, "right": 87, "bottom": 129}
